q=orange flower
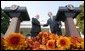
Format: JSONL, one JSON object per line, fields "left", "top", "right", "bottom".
{"left": 42, "top": 37, "right": 49, "bottom": 45}
{"left": 1, "top": 37, "right": 5, "bottom": 50}
{"left": 79, "top": 37, "right": 84, "bottom": 49}
{"left": 39, "top": 45, "right": 46, "bottom": 50}
{"left": 48, "top": 34, "right": 59, "bottom": 40}
{"left": 79, "top": 37, "right": 84, "bottom": 42}
{"left": 31, "top": 37, "right": 37, "bottom": 42}
{"left": 71, "top": 37, "right": 81, "bottom": 49}
{"left": 55, "top": 47, "right": 65, "bottom": 50}
{"left": 4, "top": 33, "right": 27, "bottom": 50}
{"left": 33, "top": 45, "right": 46, "bottom": 50}
{"left": 38, "top": 32, "right": 43, "bottom": 38}
{"left": 80, "top": 42, "right": 84, "bottom": 49}
{"left": 56, "top": 36, "right": 71, "bottom": 49}
{"left": 46, "top": 40, "right": 55, "bottom": 49}
{"left": 26, "top": 38, "right": 34, "bottom": 49}
{"left": 71, "top": 37, "right": 81, "bottom": 43}
{"left": 32, "top": 41, "right": 40, "bottom": 50}
{"left": 42, "top": 32, "right": 49, "bottom": 38}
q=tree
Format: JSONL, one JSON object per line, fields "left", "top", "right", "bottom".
{"left": 1, "top": 8, "right": 10, "bottom": 34}
{"left": 76, "top": 3, "right": 84, "bottom": 34}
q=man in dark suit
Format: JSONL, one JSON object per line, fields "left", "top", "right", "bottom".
{"left": 31, "top": 14, "right": 41, "bottom": 37}
{"left": 43, "top": 12, "right": 62, "bottom": 35}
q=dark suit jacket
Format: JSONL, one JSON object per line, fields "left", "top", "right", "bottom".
{"left": 43, "top": 16, "right": 61, "bottom": 33}
{"left": 31, "top": 18, "right": 41, "bottom": 33}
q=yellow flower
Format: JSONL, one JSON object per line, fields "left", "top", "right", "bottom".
{"left": 56, "top": 36, "right": 71, "bottom": 49}
{"left": 4, "top": 33, "right": 27, "bottom": 50}
{"left": 46, "top": 40, "right": 55, "bottom": 49}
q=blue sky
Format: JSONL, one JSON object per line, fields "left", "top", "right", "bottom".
{"left": 1, "top": 1, "right": 84, "bottom": 22}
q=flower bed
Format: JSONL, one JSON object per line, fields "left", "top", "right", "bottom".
{"left": 1, "top": 32, "right": 84, "bottom": 50}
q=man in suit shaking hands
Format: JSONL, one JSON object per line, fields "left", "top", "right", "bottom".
{"left": 31, "top": 14, "right": 41, "bottom": 37}
{"left": 43, "top": 12, "right": 62, "bottom": 35}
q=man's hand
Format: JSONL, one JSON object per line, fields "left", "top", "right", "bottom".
{"left": 59, "top": 25, "right": 62, "bottom": 28}
{"left": 40, "top": 24, "right": 44, "bottom": 26}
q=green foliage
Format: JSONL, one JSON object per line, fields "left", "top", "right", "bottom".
{"left": 1, "top": 8, "right": 10, "bottom": 34}
{"left": 76, "top": 3, "right": 84, "bottom": 34}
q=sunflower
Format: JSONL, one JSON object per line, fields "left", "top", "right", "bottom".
{"left": 46, "top": 40, "right": 55, "bottom": 49}
{"left": 56, "top": 36, "right": 71, "bottom": 49}
{"left": 4, "top": 33, "right": 27, "bottom": 50}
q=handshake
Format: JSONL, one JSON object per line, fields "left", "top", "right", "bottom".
{"left": 40, "top": 24, "right": 46, "bottom": 27}
{"left": 40, "top": 24, "right": 44, "bottom": 26}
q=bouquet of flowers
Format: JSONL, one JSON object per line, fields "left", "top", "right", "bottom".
{"left": 1, "top": 32, "right": 84, "bottom": 50}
